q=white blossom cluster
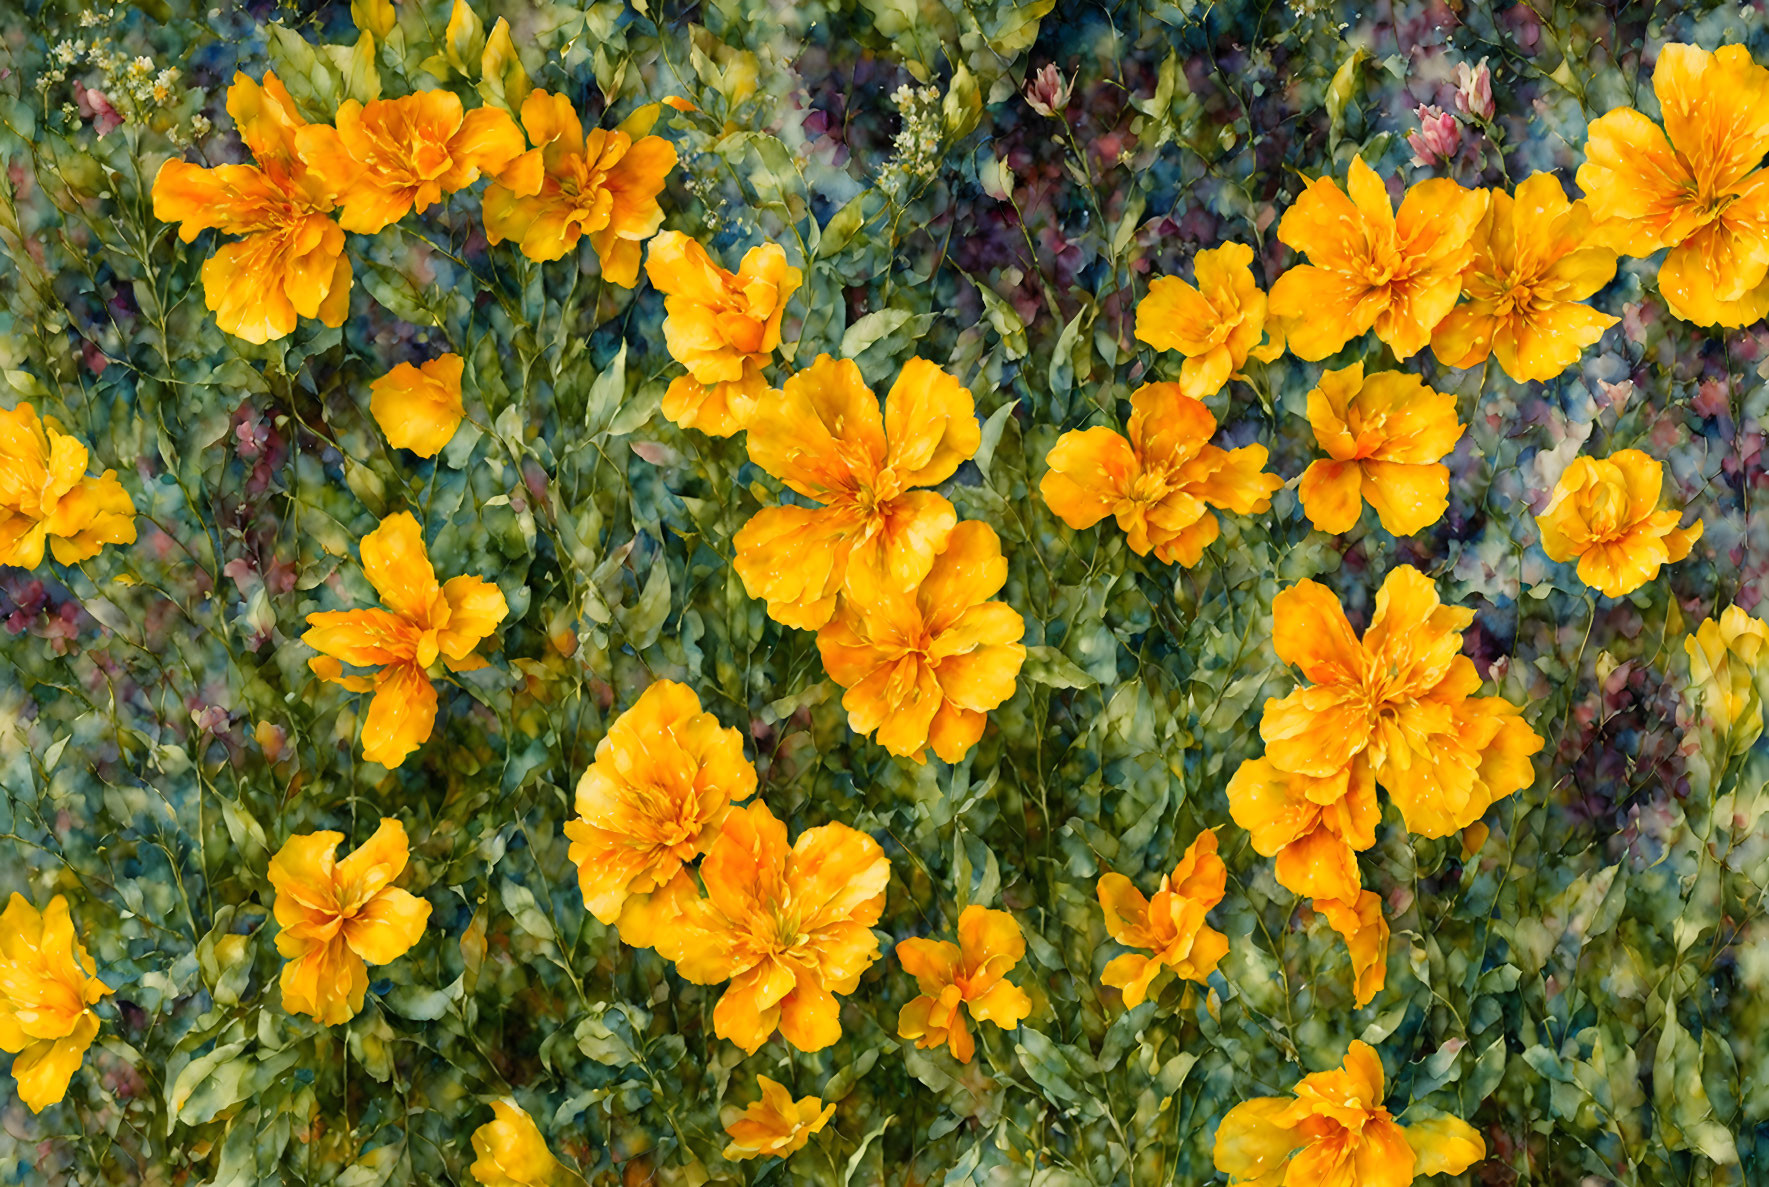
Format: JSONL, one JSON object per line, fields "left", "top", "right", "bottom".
{"left": 879, "top": 82, "right": 942, "bottom": 199}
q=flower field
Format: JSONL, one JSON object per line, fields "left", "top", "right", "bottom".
{"left": 1, "top": 0, "right": 1768, "bottom": 1183}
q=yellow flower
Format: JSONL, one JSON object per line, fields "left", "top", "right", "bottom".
{"left": 895, "top": 905, "right": 1032, "bottom": 1062}
{"left": 0, "top": 895, "right": 111, "bottom": 1113}
{"left": 1315, "top": 889, "right": 1390, "bottom": 1008}
{"left": 151, "top": 71, "right": 352, "bottom": 343}
{"left": 1296, "top": 363, "right": 1464, "bottom": 537}
{"left": 482, "top": 90, "right": 677, "bottom": 283}
{"left": 302, "top": 511, "right": 508, "bottom": 768}
{"left": 1268, "top": 156, "right": 1486, "bottom": 360}
{"left": 469, "top": 1100, "right": 564, "bottom": 1186}
{"left": 1576, "top": 43, "right": 1769, "bottom": 327}
{"left": 1040, "top": 382, "right": 1281, "bottom": 566}
{"left": 1254, "top": 566, "right": 1541, "bottom": 840}
{"left": 1535, "top": 450, "right": 1703, "bottom": 598}
{"left": 268, "top": 818, "right": 432, "bottom": 1026}
{"left": 1686, "top": 605, "right": 1769, "bottom": 743}
{"left": 817, "top": 520, "right": 1026, "bottom": 764}
{"left": 651, "top": 801, "right": 889, "bottom": 1053}
{"left": 644, "top": 231, "right": 803, "bottom": 437}
{"left": 1134, "top": 242, "right": 1284, "bottom": 397}
{"left": 1214, "top": 1040, "right": 1485, "bottom": 1185}
{"left": 1095, "top": 830, "right": 1229, "bottom": 1007}
{"left": 563, "top": 680, "right": 756, "bottom": 945}
{"left": 1227, "top": 757, "right": 1376, "bottom": 905}
{"left": 736, "top": 354, "right": 979, "bottom": 629}
{"left": 0, "top": 402, "right": 136, "bottom": 568}
{"left": 721, "top": 1075, "right": 837, "bottom": 1161}
{"left": 1430, "top": 173, "right": 1619, "bottom": 382}
{"left": 369, "top": 354, "right": 466, "bottom": 458}
{"left": 298, "top": 90, "right": 525, "bottom": 234}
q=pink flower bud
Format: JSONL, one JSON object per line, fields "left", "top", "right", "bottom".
{"left": 1407, "top": 104, "right": 1462, "bottom": 168}
{"left": 1454, "top": 57, "right": 1495, "bottom": 121}
{"left": 1024, "top": 64, "right": 1072, "bottom": 118}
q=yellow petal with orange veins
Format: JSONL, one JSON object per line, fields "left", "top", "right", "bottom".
{"left": 957, "top": 904, "right": 1024, "bottom": 967}
{"left": 342, "top": 886, "right": 431, "bottom": 965}
{"left": 926, "top": 702, "right": 988, "bottom": 763}
{"left": 1273, "top": 826, "right": 1361, "bottom": 901}
{"left": 11, "top": 1015, "right": 99, "bottom": 1113}
{"left": 883, "top": 358, "right": 979, "bottom": 487}
{"left": 1430, "top": 307, "right": 1496, "bottom": 371}
{"left": 1101, "top": 952, "right": 1161, "bottom": 1007}
{"left": 333, "top": 818, "right": 410, "bottom": 900}
{"left": 1095, "top": 873, "right": 1152, "bottom": 947}
{"left": 1041, "top": 427, "right": 1137, "bottom": 530}
{"left": 437, "top": 574, "right": 509, "bottom": 659}
{"left": 358, "top": 512, "right": 443, "bottom": 624}
{"left": 776, "top": 975, "right": 843, "bottom": 1052}
{"left": 1360, "top": 460, "right": 1450, "bottom": 536}
{"left": 1270, "top": 580, "right": 1363, "bottom": 683}
{"left": 746, "top": 354, "right": 885, "bottom": 497}
{"left": 1402, "top": 1114, "right": 1487, "bottom": 1177}
{"left": 369, "top": 354, "right": 467, "bottom": 458}
{"left": 359, "top": 662, "right": 439, "bottom": 768}
{"left": 896, "top": 937, "right": 962, "bottom": 992}
{"left": 967, "top": 978, "right": 1031, "bottom": 1029}
{"left": 1298, "top": 459, "right": 1365, "bottom": 535}
{"left": 1212, "top": 1096, "right": 1298, "bottom": 1183}
{"left": 1227, "top": 757, "right": 1321, "bottom": 855}
{"left": 1266, "top": 265, "right": 1375, "bottom": 360}
{"left": 846, "top": 489, "right": 957, "bottom": 595}
{"left": 733, "top": 503, "right": 851, "bottom": 630}
{"left": 1495, "top": 304, "right": 1617, "bottom": 383}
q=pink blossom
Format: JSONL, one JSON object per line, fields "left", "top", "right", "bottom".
{"left": 73, "top": 81, "right": 122, "bottom": 136}
{"left": 1407, "top": 104, "right": 1462, "bottom": 168}
{"left": 1024, "top": 64, "right": 1072, "bottom": 118}
{"left": 1454, "top": 57, "right": 1495, "bottom": 120}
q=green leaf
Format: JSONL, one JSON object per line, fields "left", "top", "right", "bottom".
{"left": 1024, "top": 645, "right": 1097, "bottom": 689}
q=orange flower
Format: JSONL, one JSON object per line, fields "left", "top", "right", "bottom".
{"left": 1296, "top": 363, "right": 1464, "bottom": 537}
{"left": 0, "top": 402, "right": 136, "bottom": 569}
{"left": 1040, "top": 382, "right": 1281, "bottom": 566}
{"left": 1213, "top": 1040, "right": 1485, "bottom": 1185}
{"left": 1255, "top": 566, "right": 1541, "bottom": 839}
{"left": 651, "top": 801, "right": 889, "bottom": 1053}
{"left": 563, "top": 680, "right": 756, "bottom": 945}
{"left": 1095, "top": 830, "right": 1229, "bottom": 1007}
{"left": 1315, "top": 890, "right": 1390, "bottom": 1007}
{"left": 469, "top": 1100, "right": 564, "bottom": 1187}
{"left": 482, "top": 90, "right": 677, "bottom": 283}
{"left": 369, "top": 354, "right": 466, "bottom": 458}
{"left": 1576, "top": 43, "right": 1769, "bottom": 327}
{"left": 816, "top": 520, "right": 1025, "bottom": 763}
{"left": 0, "top": 895, "right": 111, "bottom": 1113}
{"left": 151, "top": 71, "right": 352, "bottom": 343}
{"left": 895, "top": 905, "right": 1032, "bottom": 1062}
{"left": 298, "top": 90, "right": 525, "bottom": 234}
{"left": 1134, "top": 242, "right": 1284, "bottom": 397}
{"left": 721, "top": 1076, "right": 836, "bottom": 1161}
{"left": 268, "top": 818, "right": 432, "bottom": 1025}
{"left": 302, "top": 511, "right": 508, "bottom": 768}
{"left": 1430, "top": 173, "right": 1619, "bottom": 382}
{"left": 1227, "top": 758, "right": 1376, "bottom": 905}
{"left": 1536, "top": 450, "right": 1703, "bottom": 598}
{"left": 737, "top": 354, "right": 979, "bottom": 629}
{"left": 1268, "top": 156, "right": 1486, "bottom": 360}
{"left": 644, "top": 231, "right": 803, "bottom": 436}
